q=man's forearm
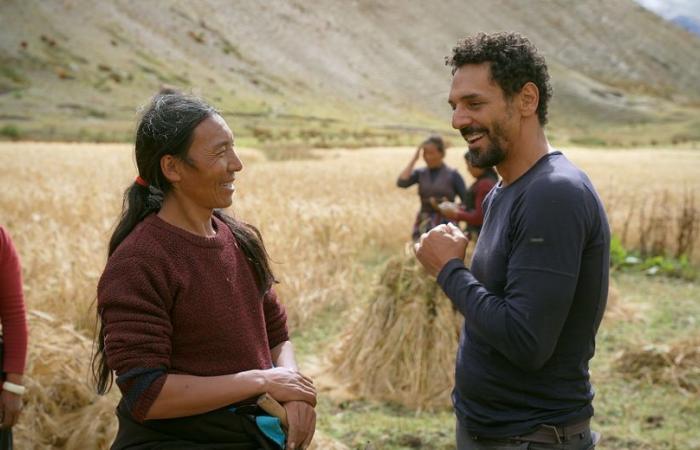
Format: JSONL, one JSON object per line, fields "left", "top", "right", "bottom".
{"left": 437, "top": 260, "right": 576, "bottom": 371}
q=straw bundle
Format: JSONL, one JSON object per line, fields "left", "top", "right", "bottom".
{"left": 309, "top": 432, "right": 350, "bottom": 450}
{"left": 15, "top": 310, "right": 119, "bottom": 449}
{"left": 613, "top": 333, "right": 700, "bottom": 394}
{"left": 333, "top": 252, "right": 463, "bottom": 410}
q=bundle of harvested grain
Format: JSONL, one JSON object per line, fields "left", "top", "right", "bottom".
{"left": 613, "top": 334, "right": 700, "bottom": 394}
{"left": 309, "top": 432, "right": 349, "bottom": 450}
{"left": 15, "top": 310, "right": 119, "bottom": 450}
{"left": 333, "top": 252, "right": 462, "bottom": 410}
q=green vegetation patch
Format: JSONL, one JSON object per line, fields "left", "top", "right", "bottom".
{"left": 0, "top": 124, "right": 22, "bottom": 141}
{"left": 611, "top": 235, "right": 697, "bottom": 280}
{"left": 0, "top": 65, "right": 28, "bottom": 85}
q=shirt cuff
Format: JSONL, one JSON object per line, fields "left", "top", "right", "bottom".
{"left": 437, "top": 258, "right": 466, "bottom": 286}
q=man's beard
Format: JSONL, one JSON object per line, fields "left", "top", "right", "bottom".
{"left": 464, "top": 122, "right": 508, "bottom": 168}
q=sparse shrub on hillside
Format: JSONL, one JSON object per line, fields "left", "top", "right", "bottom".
{"left": 0, "top": 124, "right": 21, "bottom": 140}
{"left": 0, "top": 65, "right": 28, "bottom": 85}
{"left": 187, "top": 30, "right": 205, "bottom": 43}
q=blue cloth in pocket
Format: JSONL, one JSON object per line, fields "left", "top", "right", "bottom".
{"left": 228, "top": 406, "right": 285, "bottom": 449}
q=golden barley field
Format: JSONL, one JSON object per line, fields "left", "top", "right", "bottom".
{"left": 1, "top": 142, "right": 699, "bottom": 449}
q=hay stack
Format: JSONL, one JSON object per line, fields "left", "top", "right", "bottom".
{"left": 333, "top": 252, "right": 463, "bottom": 410}
{"left": 613, "top": 333, "right": 700, "bottom": 394}
{"left": 16, "top": 310, "right": 119, "bottom": 450}
{"left": 308, "top": 432, "right": 350, "bottom": 450}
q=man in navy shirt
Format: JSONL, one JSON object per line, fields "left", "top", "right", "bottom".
{"left": 415, "top": 32, "right": 609, "bottom": 449}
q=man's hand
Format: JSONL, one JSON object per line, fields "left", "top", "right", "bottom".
{"left": 0, "top": 390, "right": 22, "bottom": 429}
{"left": 414, "top": 223, "right": 469, "bottom": 277}
{"left": 283, "top": 400, "right": 316, "bottom": 450}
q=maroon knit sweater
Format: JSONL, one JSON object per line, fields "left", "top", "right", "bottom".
{"left": 97, "top": 214, "right": 289, "bottom": 423}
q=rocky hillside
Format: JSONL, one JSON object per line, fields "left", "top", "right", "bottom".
{"left": 1, "top": 0, "right": 699, "bottom": 146}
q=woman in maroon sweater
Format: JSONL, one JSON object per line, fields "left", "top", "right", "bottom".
{"left": 0, "top": 226, "right": 29, "bottom": 437}
{"left": 93, "top": 91, "right": 316, "bottom": 449}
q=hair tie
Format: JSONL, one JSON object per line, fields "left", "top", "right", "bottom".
{"left": 135, "top": 176, "right": 149, "bottom": 187}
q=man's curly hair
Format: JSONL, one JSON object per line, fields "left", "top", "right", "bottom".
{"left": 446, "top": 32, "right": 552, "bottom": 125}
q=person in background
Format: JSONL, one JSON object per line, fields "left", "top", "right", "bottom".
{"left": 397, "top": 135, "right": 469, "bottom": 241}
{"left": 439, "top": 153, "right": 498, "bottom": 237}
{"left": 0, "top": 226, "right": 29, "bottom": 445}
{"left": 415, "top": 32, "right": 609, "bottom": 449}
{"left": 92, "top": 90, "right": 316, "bottom": 450}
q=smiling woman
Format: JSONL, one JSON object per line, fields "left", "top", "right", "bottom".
{"left": 158, "top": 113, "right": 243, "bottom": 231}
{"left": 91, "top": 90, "right": 317, "bottom": 450}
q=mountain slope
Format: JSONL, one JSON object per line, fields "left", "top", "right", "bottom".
{"left": 1, "top": 0, "right": 699, "bottom": 146}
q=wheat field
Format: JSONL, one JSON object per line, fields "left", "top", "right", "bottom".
{"left": 1, "top": 142, "right": 699, "bottom": 448}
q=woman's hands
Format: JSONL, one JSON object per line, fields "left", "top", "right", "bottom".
{"left": 0, "top": 390, "right": 22, "bottom": 428}
{"left": 263, "top": 367, "right": 316, "bottom": 407}
{"left": 262, "top": 367, "right": 317, "bottom": 449}
{"left": 0, "top": 374, "right": 24, "bottom": 428}
{"left": 266, "top": 341, "right": 316, "bottom": 449}
{"left": 283, "top": 400, "right": 316, "bottom": 450}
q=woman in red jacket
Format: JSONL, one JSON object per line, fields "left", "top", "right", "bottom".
{"left": 0, "top": 226, "right": 29, "bottom": 441}
{"left": 439, "top": 153, "right": 498, "bottom": 236}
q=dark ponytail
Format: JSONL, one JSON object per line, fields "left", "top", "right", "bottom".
{"left": 108, "top": 183, "right": 164, "bottom": 257}
{"left": 213, "top": 210, "right": 276, "bottom": 292}
{"left": 92, "top": 90, "right": 276, "bottom": 394}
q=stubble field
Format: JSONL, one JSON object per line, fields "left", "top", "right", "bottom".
{"left": 1, "top": 142, "right": 699, "bottom": 449}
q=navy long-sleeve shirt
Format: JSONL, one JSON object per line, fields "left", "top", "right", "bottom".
{"left": 437, "top": 151, "right": 609, "bottom": 438}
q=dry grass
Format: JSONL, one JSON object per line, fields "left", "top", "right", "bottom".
{"left": 1, "top": 142, "right": 699, "bottom": 447}
{"left": 569, "top": 147, "right": 700, "bottom": 260}
{"left": 602, "top": 282, "right": 653, "bottom": 324}
{"left": 17, "top": 310, "right": 119, "bottom": 449}
{"left": 613, "top": 334, "right": 700, "bottom": 394}
{"left": 332, "top": 252, "right": 462, "bottom": 411}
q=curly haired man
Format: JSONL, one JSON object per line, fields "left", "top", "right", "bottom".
{"left": 415, "top": 32, "right": 609, "bottom": 449}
